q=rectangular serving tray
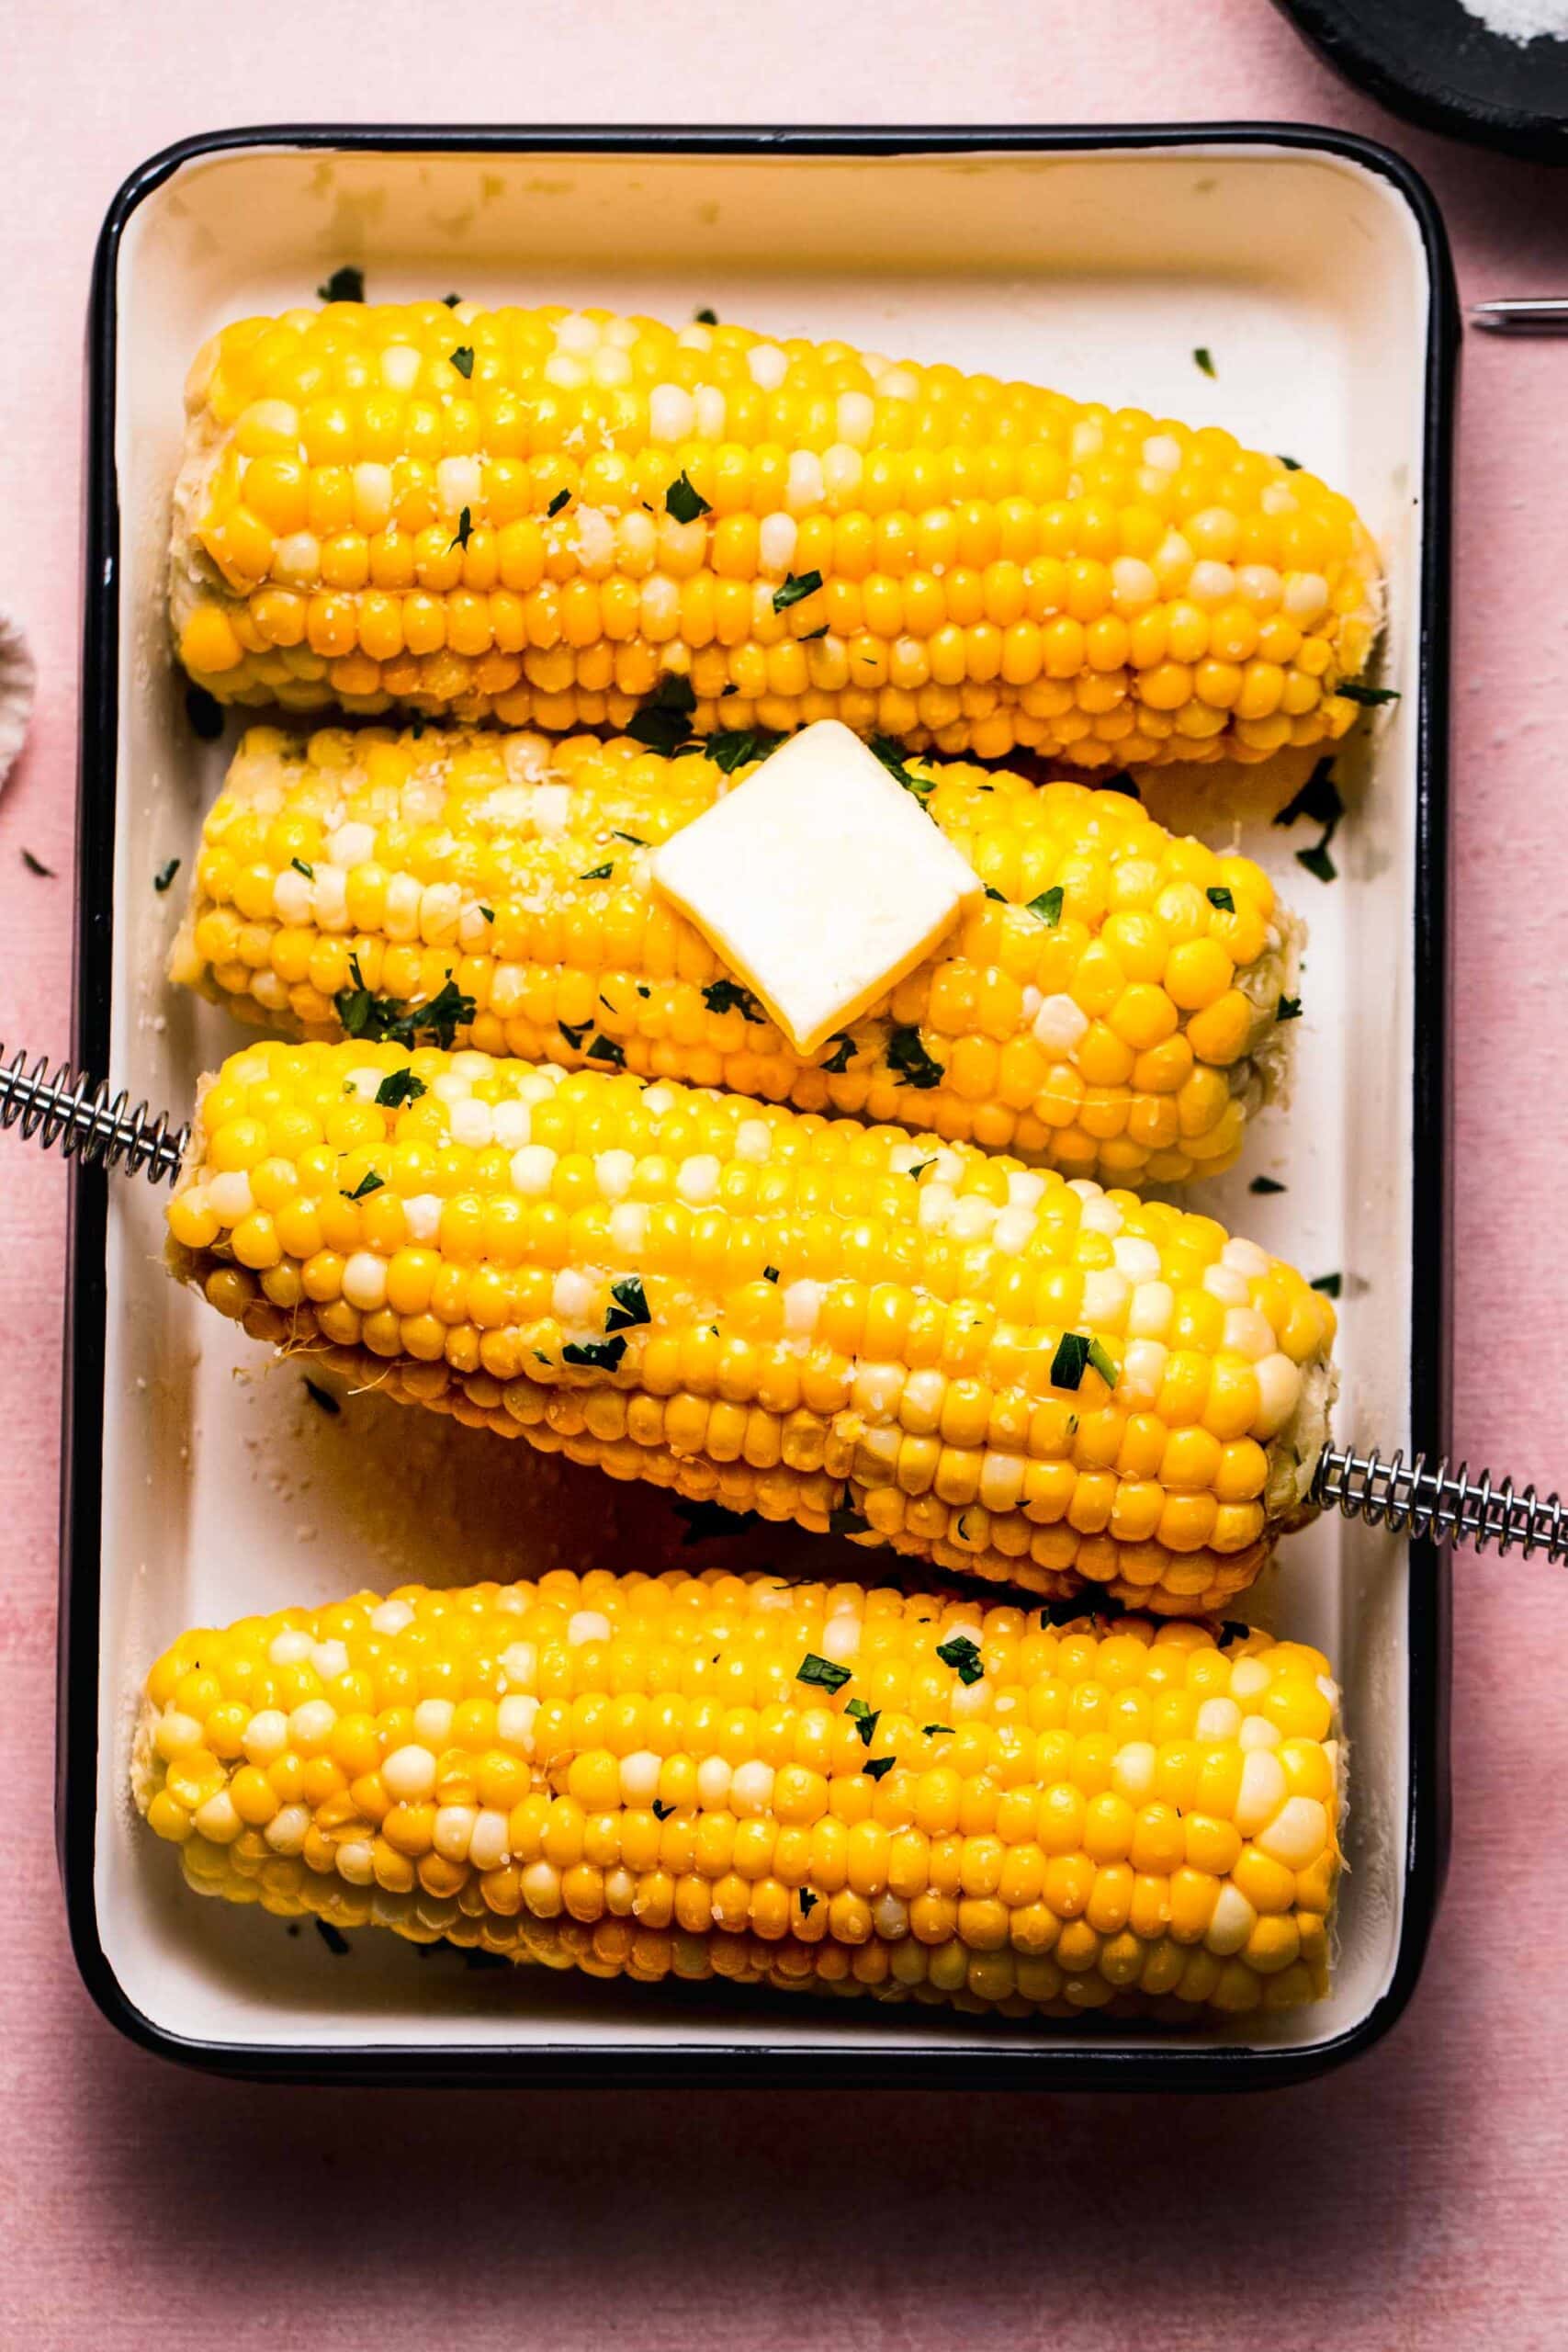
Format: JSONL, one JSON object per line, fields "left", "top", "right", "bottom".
{"left": 60, "top": 123, "right": 1455, "bottom": 2087}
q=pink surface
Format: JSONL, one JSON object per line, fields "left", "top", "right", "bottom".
{"left": 4, "top": 3, "right": 1568, "bottom": 2342}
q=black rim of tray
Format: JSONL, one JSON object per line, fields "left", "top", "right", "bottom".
{"left": 59, "top": 120, "right": 1456, "bottom": 2089}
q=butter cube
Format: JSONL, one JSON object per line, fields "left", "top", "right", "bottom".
{"left": 650, "top": 721, "right": 982, "bottom": 1056}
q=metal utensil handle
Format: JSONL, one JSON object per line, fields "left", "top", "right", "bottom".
{"left": 1470, "top": 298, "right": 1568, "bottom": 336}
{"left": 1313, "top": 1444, "right": 1568, "bottom": 1562}
{"left": 0, "top": 1045, "right": 190, "bottom": 1184}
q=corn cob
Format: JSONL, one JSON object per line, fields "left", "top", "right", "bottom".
{"left": 134, "top": 1569, "right": 1344, "bottom": 2021}
{"left": 173, "top": 300, "right": 1382, "bottom": 768}
{"left": 171, "top": 724, "right": 1300, "bottom": 1187}
{"left": 166, "top": 1041, "right": 1337, "bottom": 1614}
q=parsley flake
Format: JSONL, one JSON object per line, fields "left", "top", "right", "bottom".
{"left": 665, "top": 469, "right": 712, "bottom": 523}
{"left": 1218, "top": 1620, "right": 1252, "bottom": 1648}
{"left": 1278, "top": 454, "right": 1303, "bottom": 470}
{"left": 1311, "top": 1272, "right": 1343, "bottom": 1298}
{"left": 652, "top": 1799, "right": 675, "bottom": 1820}
{"left": 291, "top": 856, "right": 314, "bottom": 879}
{"left": 605, "top": 1274, "right": 650, "bottom": 1332}
{"left": 315, "top": 1918, "right": 351, "bottom": 1955}
{"left": 1050, "top": 1331, "right": 1119, "bottom": 1391}
{"left": 907, "top": 1159, "right": 936, "bottom": 1181}
{"left": 375, "top": 1069, "right": 426, "bottom": 1108}
{"left": 1296, "top": 842, "right": 1337, "bottom": 885}
{"left": 886, "top": 1025, "right": 943, "bottom": 1091}
{"left": 558, "top": 1019, "right": 590, "bottom": 1051}
{"left": 1207, "top": 886, "right": 1235, "bottom": 911}
{"left": 479, "top": 905, "right": 495, "bottom": 922}
{"left": 450, "top": 506, "right": 473, "bottom": 552}
{"left": 694, "top": 306, "right": 718, "bottom": 324}
{"left": 1274, "top": 757, "right": 1343, "bottom": 833}
{"left": 317, "top": 266, "right": 364, "bottom": 304}
{"left": 302, "top": 1377, "right": 340, "bottom": 1416}
{"left": 1193, "top": 345, "right": 1216, "bottom": 377}
{"left": 819, "top": 1033, "right": 856, "bottom": 1074}
{"left": 846, "top": 1698, "right": 879, "bottom": 1747}
{"left": 1337, "top": 681, "right": 1400, "bottom": 707}
{"left": 1277, "top": 995, "right": 1303, "bottom": 1023}
{"left": 449, "top": 345, "right": 475, "bottom": 379}
{"left": 612, "top": 831, "right": 648, "bottom": 847}
{"left": 703, "top": 978, "right": 766, "bottom": 1022}
{"left": 864, "top": 1756, "right": 896, "bottom": 1781}
{"left": 798, "top": 1889, "right": 819, "bottom": 1917}
{"left": 868, "top": 734, "right": 931, "bottom": 798}
{"left": 935, "top": 1633, "right": 984, "bottom": 1686}
{"left": 334, "top": 956, "right": 474, "bottom": 1050}
{"left": 1028, "top": 886, "right": 1065, "bottom": 926}
{"left": 1249, "top": 1174, "right": 1287, "bottom": 1195}
{"left": 627, "top": 671, "right": 698, "bottom": 757}
{"left": 442, "top": 292, "right": 462, "bottom": 308}
{"left": 796, "top": 1653, "right": 852, "bottom": 1694}
{"left": 561, "top": 1335, "right": 627, "bottom": 1371}
{"left": 580, "top": 862, "right": 615, "bottom": 881}
{"left": 547, "top": 486, "right": 571, "bottom": 516}
{"left": 773, "top": 570, "right": 823, "bottom": 613}
{"left": 585, "top": 1034, "right": 626, "bottom": 1068}
{"left": 762, "top": 1265, "right": 780, "bottom": 1283}
{"left": 153, "top": 857, "right": 181, "bottom": 893}
{"left": 922, "top": 1724, "right": 953, "bottom": 1737}
{"left": 705, "top": 727, "right": 783, "bottom": 775}
{"left": 342, "top": 1170, "right": 384, "bottom": 1201}
{"left": 983, "top": 885, "right": 1007, "bottom": 904}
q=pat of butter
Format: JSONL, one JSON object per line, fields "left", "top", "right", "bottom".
{"left": 650, "top": 721, "right": 983, "bottom": 1057}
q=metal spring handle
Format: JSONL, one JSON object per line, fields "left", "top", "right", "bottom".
{"left": 1313, "top": 1444, "right": 1568, "bottom": 1563}
{"left": 0, "top": 1046, "right": 190, "bottom": 1185}
{"left": 3, "top": 1040, "right": 1563, "bottom": 1565}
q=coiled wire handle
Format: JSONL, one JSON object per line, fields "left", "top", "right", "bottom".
{"left": 1313, "top": 1444, "right": 1568, "bottom": 1563}
{"left": 2, "top": 1041, "right": 1565, "bottom": 1562}
{"left": 0, "top": 1046, "right": 189, "bottom": 1185}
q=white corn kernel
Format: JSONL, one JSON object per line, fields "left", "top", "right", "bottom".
{"left": 382, "top": 1745, "right": 437, "bottom": 1803}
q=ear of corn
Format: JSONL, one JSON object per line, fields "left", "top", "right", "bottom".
{"left": 134, "top": 1570, "right": 1344, "bottom": 2021}
{"left": 166, "top": 1041, "right": 1337, "bottom": 1615}
{"left": 171, "top": 724, "right": 1300, "bottom": 1187}
{"left": 173, "top": 300, "right": 1382, "bottom": 768}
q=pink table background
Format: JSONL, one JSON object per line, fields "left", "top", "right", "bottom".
{"left": 5, "top": 3, "right": 1568, "bottom": 2342}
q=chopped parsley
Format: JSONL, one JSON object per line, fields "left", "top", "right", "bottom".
{"left": 627, "top": 671, "right": 698, "bottom": 757}
{"left": 1311, "top": 1272, "right": 1343, "bottom": 1298}
{"left": 558, "top": 1019, "right": 590, "bottom": 1051}
{"left": 450, "top": 506, "right": 473, "bottom": 552}
{"left": 922, "top": 1724, "right": 953, "bottom": 1737}
{"left": 705, "top": 727, "right": 783, "bottom": 775}
{"left": 773, "top": 571, "right": 823, "bottom": 614}
{"left": 1337, "top": 681, "right": 1400, "bottom": 707}
{"left": 802, "top": 624, "right": 829, "bottom": 640}
{"left": 762, "top": 1265, "right": 780, "bottom": 1284}
{"left": 1206, "top": 886, "right": 1235, "bottom": 912}
{"left": 561, "top": 1335, "right": 628, "bottom": 1371}
{"left": 314, "top": 1918, "right": 352, "bottom": 1955}
{"left": 703, "top": 978, "right": 766, "bottom": 1022}
{"left": 672, "top": 1498, "right": 755, "bottom": 1544}
{"left": 341, "top": 1170, "right": 384, "bottom": 1201}
{"left": 1248, "top": 1174, "right": 1286, "bottom": 1195}
{"left": 290, "top": 857, "right": 315, "bottom": 879}
{"left": 694, "top": 307, "right": 718, "bottom": 325}
{"left": 935, "top": 1633, "right": 984, "bottom": 1686}
{"left": 846, "top": 1698, "right": 879, "bottom": 1747}
{"left": 1028, "top": 886, "right": 1065, "bottom": 926}
{"left": 185, "top": 684, "right": 224, "bottom": 740}
{"left": 983, "top": 885, "right": 1007, "bottom": 904}
{"left": 1277, "top": 994, "right": 1303, "bottom": 1023}
{"left": 479, "top": 905, "right": 495, "bottom": 923}
{"left": 585, "top": 1034, "right": 626, "bottom": 1068}
{"left": 665, "top": 469, "right": 712, "bottom": 523}
{"left": 449, "top": 345, "right": 475, "bottom": 379}
{"left": 19, "top": 847, "right": 54, "bottom": 876}
{"left": 868, "top": 734, "right": 931, "bottom": 798}
{"left": 1278, "top": 454, "right": 1302, "bottom": 471}
{"left": 547, "top": 486, "right": 571, "bottom": 517}
{"left": 1218, "top": 1620, "right": 1251, "bottom": 1648}
{"left": 612, "top": 831, "right": 648, "bottom": 847}
{"left": 907, "top": 1159, "right": 936, "bottom": 1181}
{"left": 796, "top": 1652, "right": 852, "bottom": 1694}
{"left": 442, "top": 292, "right": 462, "bottom": 308}
{"left": 1193, "top": 345, "right": 1216, "bottom": 377}
{"left": 797, "top": 1888, "right": 819, "bottom": 1917}
{"left": 605, "top": 1275, "right": 650, "bottom": 1332}
{"left": 652, "top": 1799, "right": 675, "bottom": 1820}
{"left": 819, "top": 1033, "right": 856, "bottom": 1074}
{"left": 153, "top": 857, "right": 181, "bottom": 893}
{"left": 334, "top": 957, "right": 475, "bottom": 1050}
{"left": 1050, "top": 1331, "right": 1119, "bottom": 1391}
{"left": 1296, "top": 842, "right": 1337, "bottom": 885}
{"left": 375, "top": 1069, "right": 426, "bottom": 1108}
{"left": 885, "top": 1025, "right": 943, "bottom": 1091}
{"left": 302, "top": 1377, "right": 340, "bottom": 1415}
{"left": 829, "top": 1504, "right": 872, "bottom": 1539}
{"left": 316, "top": 266, "right": 364, "bottom": 303}
{"left": 580, "top": 862, "right": 615, "bottom": 881}
{"left": 864, "top": 1756, "right": 895, "bottom": 1781}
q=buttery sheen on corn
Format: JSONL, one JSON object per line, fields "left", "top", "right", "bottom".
{"left": 170, "top": 725, "right": 1300, "bottom": 1186}
{"left": 167, "top": 1041, "right": 1337, "bottom": 1612}
{"left": 134, "top": 1571, "right": 1344, "bottom": 2021}
{"left": 173, "top": 299, "right": 1382, "bottom": 766}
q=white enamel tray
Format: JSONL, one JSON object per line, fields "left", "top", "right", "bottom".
{"left": 60, "top": 126, "right": 1453, "bottom": 2086}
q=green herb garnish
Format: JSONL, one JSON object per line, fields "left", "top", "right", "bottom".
{"left": 291, "top": 857, "right": 315, "bottom": 879}
{"left": 1207, "top": 886, "right": 1235, "bottom": 912}
{"left": 652, "top": 1799, "right": 675, "bottom": 1820}
{"left": 1278, "top": 455, "right": 1302, "bottom": 470}
{"left": 864, "top": 1756, "right": 896, "bottom": 1781}
{"left": 585, "top": 1034, "right": 626, "bottom": 1067}
{"left": 334, "top": 957, "right": 475, "bottom": 1050}
{"left": 922, "top": 1724, "right": 953, "bottom": 1737}
{"left": 703, "top": 978, "right": 766, "bottom": 1022}
{"left": 1337, "top": 681, "right": 1400, "bottom": 707}
{"left": 547, "top": 486, "right": 571, "bottom": 517}
{"left": 868, "top": 734, "right": 931, "bottom": 797}
{"left": 558, "top": 1019, "right": 590, "bottom": 1051}
{"left": 694, "top": 307, "right": 718, "bottom": 324}
{"left": 846, "top": 1698, "right": 879, "bottom": 1747}
{"left": 442, "top": 292, "right": 462, "bottom": 308}
{"left": 449, "top": 345, "right": 475, "bottom": 379}
{"left": 665, "top": 469, "right": 712, "bottom": 523}
{"left": 829, "top": 1504, "right": 872, "bottom": 1539}
{"left": 580, "top": 862, "right": 615, "bottom": 881}
{"left": 773, "top": 570, "right": 823, "bottom": 613}
{"left": 797, "top": 1653, "right": 852, "bottom": 1694}
{"left": 561, "top": 1335, "right": 628, "bottom": 1371}
{"left": 705, "top": 728, "right": 783, "bottom": 775}
{"left": 1311, "top": 1272, "right": 1343, "bottom": 1298}
{"left": 450, "top": 506, "right": 473, "bottom": 551}
{"left": 1028, "top": 886, "right": 1065, "bottom": 926}
{"left": 1248, "top": 1174, "right": 1286, "bottom": 1194}
{"left": 935, "top": 1633, "right": 984, "bottom": 1686}
{"left": 762, "top": 1265, "right": 780, "bottom": 1283}
{"left": 819, "top": 1033, "right": 856, "bottom": 1074}
{"left": 798, "top": 1889, "right": 819, "bottom": 1917}
{"left": 886, "top": 1025, "right": 943, "bottom": 1091}
{"left": 1193, "top": 345, "right": 1215, "bottom": 377}
{"left": 627, "top": 671, "right": 698, "bottom": 757}
{"left": 375, "top": 1069, "right": 426, "bottom": 1108}
{"left": 1050, "top": 1332, "right": 1119, "bottom": 1391}
{"left": 612, "top": 831, "right": 648, "bottom": 846}
{"left": 153, "top": 857, "right": 180, "bottom": 894}
{"left": 1295, "top": 842, "right": 1337, "bottom": 885}
{"left": 317, "top": 266, "right": 364, "bottom": 303}
{"left": 342, "top": 1170, "right": 384, "bottom": 1201}
{"left": 1277, "top": 995, "right": 1303, "bottom": 1022}
{"left": 605, "top": 1275, "right": 650, "bottom": 1332}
